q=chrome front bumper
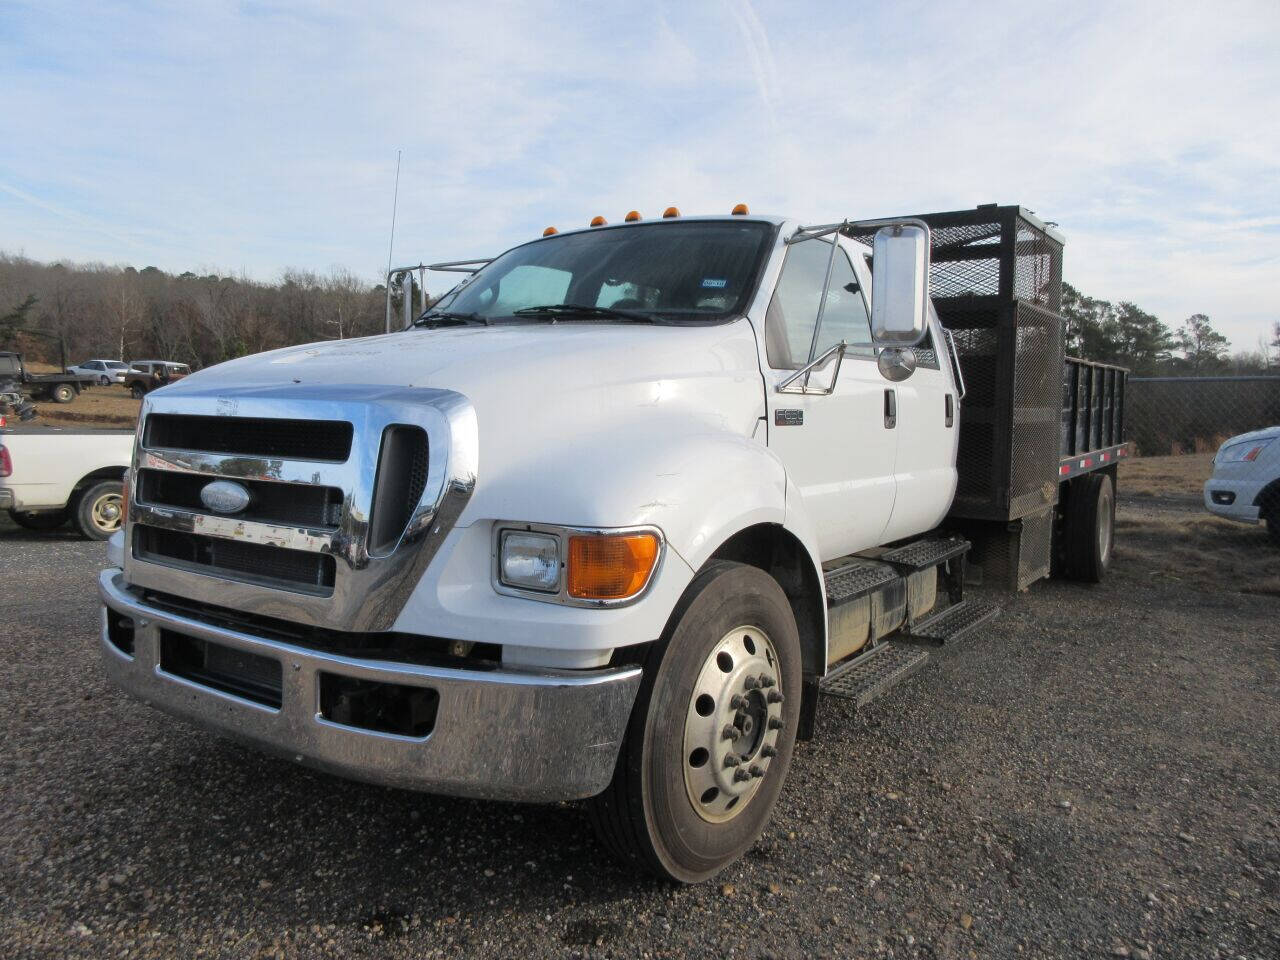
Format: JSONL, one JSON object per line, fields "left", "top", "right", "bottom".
{"left": 98, "top": 569, "right": 641, "bottom": 802}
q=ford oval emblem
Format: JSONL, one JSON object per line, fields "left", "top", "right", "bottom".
{"left": 200, "top": 480, "right": 252, "bottom": 515}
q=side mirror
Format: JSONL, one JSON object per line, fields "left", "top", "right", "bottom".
{"left": 870, "top": 222, "right": 930, "bottom": 346}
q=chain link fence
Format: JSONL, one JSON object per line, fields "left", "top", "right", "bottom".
{"left": 1127, "top": 375, "right": 1280, "bottom": 456}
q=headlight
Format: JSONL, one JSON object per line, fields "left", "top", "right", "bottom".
{"left": 1219, "top": 438, "right": 1272, "bottom": 463}
{"left": 495, "top": 524, "right": 663, "bottom": 604}
{"left": 498, "top": 531, "right": 561, "bottom": 592}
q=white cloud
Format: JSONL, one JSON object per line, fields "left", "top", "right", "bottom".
{"left": 0, "top": 0, "right": 1276, "bottom": 348}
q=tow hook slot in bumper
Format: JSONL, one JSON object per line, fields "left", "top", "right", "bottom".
{"left": 97, "top": 569, "right": 642, "bottom": 802}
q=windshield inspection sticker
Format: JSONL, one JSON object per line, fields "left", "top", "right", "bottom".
{"left": 701, "top": 278, "right": 728, "bottom": 289}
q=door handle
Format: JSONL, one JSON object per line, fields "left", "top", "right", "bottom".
{"left": 945, "top": 393, "right": 954, "bottom": 427}
{"left": 884, "top": 389, "right": 897, "bottom": 429}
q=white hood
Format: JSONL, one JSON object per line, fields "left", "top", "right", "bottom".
{"left": 163, "top": 320, "right": 769, "bottom": 528}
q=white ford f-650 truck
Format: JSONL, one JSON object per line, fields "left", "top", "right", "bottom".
{"left": 98, "top": 204, "right": 1128, "bottom": 882}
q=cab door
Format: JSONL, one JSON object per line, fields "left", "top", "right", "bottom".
{"left": 879, "top": 307, "right": 960, "bottom": 542}
{"left": 763, "top": 236, "right": 897, "bottom": 560}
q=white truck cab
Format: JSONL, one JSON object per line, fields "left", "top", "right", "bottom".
{"left": 97, "top": 206, "right": 1116, "bottom": 882}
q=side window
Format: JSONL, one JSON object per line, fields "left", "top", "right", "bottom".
{"left": 815, "top": 249, "right": 872, "bottom": 357}
{"left": 491, "top": 264, "right": 571, "bottom": 312}
{"left": 764, "top": 238, "right": 830, "bottom": 370}
{"left": 764, "top": 239, "right": 872, "bottom": 369}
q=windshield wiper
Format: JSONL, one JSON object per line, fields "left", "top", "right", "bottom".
{"left": 512, "top": 304, "right": 656, "bottom": 323}
{"left": 412, "top": 311, "right": 490, "bottom": 328}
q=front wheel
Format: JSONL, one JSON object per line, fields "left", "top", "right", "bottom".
{"left": 588, "top": 561, "right": 802, "bottom": 882}
{"left": 75, "top": 480, "right": 124, "bottom": 540}
{"left": 130, "top": 383, "right": 147, "bottom": 399}
{"left": 52, "top": 383, "right": 75, "bottom": 403}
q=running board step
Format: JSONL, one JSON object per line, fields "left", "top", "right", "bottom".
{"left": 878, "top": 536, "right": 971, "bottom": 570}
{"left": 824, "top": 559, "right": 900, "bottom": 606}
{"left": 819, "top": 641, "right": 930, "bottom": 707}
{"left": 903, "top": 599, "right": 1000, "bottom": 644}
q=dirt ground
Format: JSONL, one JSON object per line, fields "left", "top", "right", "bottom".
{"left": 27, "top": 387, "right": 141, "bottom": 429}
{"left": 0, "top": 462, "right": 1276, "bottom": 959}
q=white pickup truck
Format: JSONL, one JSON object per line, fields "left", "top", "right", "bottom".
{"left": 96, "top": 205, "right": 1126, "bottom": 881}
{"left": 1, "top": 424, "right": 132, "bottom": 539}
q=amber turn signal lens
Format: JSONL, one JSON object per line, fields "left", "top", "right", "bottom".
{"left": 662, "top": 206, "right": 680, "bottom": 218}
{"left": 731, "top": 202, "right": 749, "bottom": 215}
{"left": 542, "top": 226, "right": 558, "bottom": 236}
{"left": 624, "top": 210, "right": 642, "bottom": 222}
{"left": 567, "top": 532, "right": 660, "bottom": 601}
{"left": 590, "top": 215, "right": 607, "bottom": 227}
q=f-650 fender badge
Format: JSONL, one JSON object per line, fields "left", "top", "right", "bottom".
{"left": 774, "top": 409, "right": 804, "bottom": 427}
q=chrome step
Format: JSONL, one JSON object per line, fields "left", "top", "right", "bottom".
{"left": 819, "top": 641, "right": 930, "bottom": 707}
{"left": 903, "top": 599, "right": 1000, "bottom": 644}
{"left": 879, "top": 536, "right": 971, "bottom": 570}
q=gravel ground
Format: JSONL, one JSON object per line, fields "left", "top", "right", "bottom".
{"left": 1, "top": 498, "right": 1277, "bottom": 960}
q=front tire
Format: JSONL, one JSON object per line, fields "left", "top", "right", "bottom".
{"left": 74, "top": 480, "right": 124, "bottom": 540}
{"left": 588, "top": 561, "right": 802, "bottom": 882}
{"left": 130, "top": 383, "right": 147, "bottom": 399}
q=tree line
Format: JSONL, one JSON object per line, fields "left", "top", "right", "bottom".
{"left": 1, "top": 252, "right": 1277, "bottom": 377}
{"left": 0, "top": 254, "right": 415, "bottom": 370}
{"left": 1061, "top": 282, "right": 1277, "bottom": 377}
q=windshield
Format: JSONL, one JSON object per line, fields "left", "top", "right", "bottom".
{"left": 428, "top": 220, "right": 775, "bottom": 324}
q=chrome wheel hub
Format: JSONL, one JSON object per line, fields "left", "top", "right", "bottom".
{"left": 683, "top": 626, "right": 784, "bottom": 823}
{"left": 93, "top": 494, "right": 123, "bottom": 532}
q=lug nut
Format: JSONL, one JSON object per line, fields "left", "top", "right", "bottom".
{"left": 767, "top": 690, "right": 784, "bottom": 704}
{"left": 759, "top": 674, "right": 775, "bottom": 688}
{"left": 768, "top": 717, "right": 784, "bottom": 731}
{"left": 721, "top": 724, "right": 740, "bottom": 741}
{"left": 742, "top": 676, "right": 759, "bottom": 690}
{"left": 733, "top": 768, "right": 751, "bottom": 782}
{"left": 723, "top": 754, "right": 741, "bottom": 768}
{"left": 729, "top": 694, "right": 745, "bottom": 710}
{"left": 761, "top": 745, "right": 777, "bottom": 758}
{"left": 749, "top": 764, "right": 764, "bottom": 778}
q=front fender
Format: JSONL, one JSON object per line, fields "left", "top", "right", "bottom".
{"left": 394, "top": 426, "right": 812, "bottom": 656}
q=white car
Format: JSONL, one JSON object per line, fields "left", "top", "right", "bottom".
{"left": 68, "top": 359, "right": 132, "bottom": 385}
{"left": 1204, "top": 426, "right": 1280, "bottom": 543}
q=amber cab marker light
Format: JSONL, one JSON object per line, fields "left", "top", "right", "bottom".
{"left": 662, "top": 206, "right": 680, "bottom": 219}
{"left": 731, "top": 203, "right": 749, "bottom": 215}
{"left": 542, "top": 226, "right": 558, "bottom": 236}
{"left": 567, "top": 532, "right": 660, "bottom": 601}
{"left": 589, "top": 215, "right": 607, "bottom": 227}
{"left": 624, "top": 210, "right": 642, "bottom": 222}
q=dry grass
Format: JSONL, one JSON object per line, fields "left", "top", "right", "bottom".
{"left": 32, "top": 388, "right": 140, "bottom": 429}
{"left": 1117, "top": 509, "right": 1280, "bottom": 597}
{"left": 1119, "top": 453, "right": 1214, "bottom": 499}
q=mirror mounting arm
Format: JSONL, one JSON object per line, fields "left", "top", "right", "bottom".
{"left": 777, "top": 341, "right": 848, "bottom": 396}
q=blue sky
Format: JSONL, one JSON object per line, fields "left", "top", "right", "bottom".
{"left": 2, "top": 0, "right": 1277, "bottom": 350}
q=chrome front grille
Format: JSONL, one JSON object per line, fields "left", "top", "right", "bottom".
{"left": 122, "top": 385, "right": 478, "bottom": 632}
{"left": 136, "top": 468, "right": 344, "bottom": 529}
{"left": 134, "top": 526, "right": 337, "bottom": 595}
{"left": 144, "top": 413, "right": 353, "bottom": 461}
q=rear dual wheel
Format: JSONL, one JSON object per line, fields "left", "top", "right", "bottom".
{"left": 589, "top": 561, "right": 801, "bottom": 882}
{"left": 1063, "top": 472, "right": 1115, "bottom": 582}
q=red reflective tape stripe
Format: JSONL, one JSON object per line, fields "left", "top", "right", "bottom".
{"left": 1059, "top": 464, "right": 1071, "bottom": 476}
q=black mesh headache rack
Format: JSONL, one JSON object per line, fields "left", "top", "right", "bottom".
{"left": 848, "top": 205, "right": 1129, "bottom": 589}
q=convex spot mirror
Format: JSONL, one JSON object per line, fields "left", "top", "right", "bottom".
{"left": 870, "top": 223, "right": 930, "bottom": 346}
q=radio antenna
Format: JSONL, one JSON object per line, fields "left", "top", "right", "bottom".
{"left": 384, "top": 149, "right": 402, "bottom": 333}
